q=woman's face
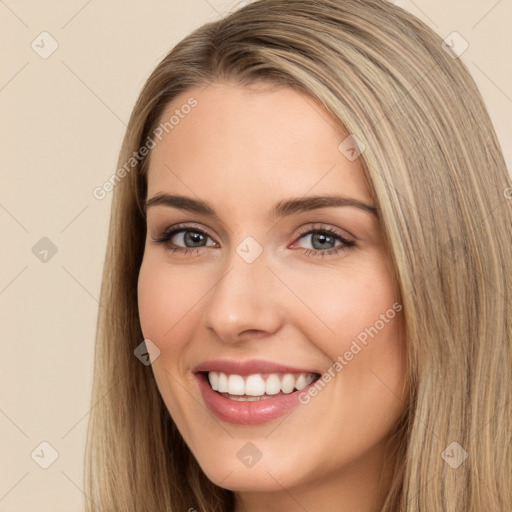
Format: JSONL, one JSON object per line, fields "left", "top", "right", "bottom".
{"left": 138, "top": 81, "right": 407, "bottom": 508}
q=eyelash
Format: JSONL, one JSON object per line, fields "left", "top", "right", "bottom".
{"left": 152, "top": 222, "right": 356, "bottom": 259}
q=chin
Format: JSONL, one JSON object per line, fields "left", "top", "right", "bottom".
{"left": 197, "top": 457, "right": 302, "bottom": 492}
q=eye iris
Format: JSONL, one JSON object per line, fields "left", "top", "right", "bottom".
{"left": 184, "top": 231, "right": 206, "bottom": 247}
{"left": 312, "top": 232, "right": 335, "bottom": 250}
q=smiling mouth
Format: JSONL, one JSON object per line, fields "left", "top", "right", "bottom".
{"left": 199, "top": 370, "right": 321, "bottom": 401}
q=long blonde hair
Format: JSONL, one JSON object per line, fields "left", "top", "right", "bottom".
{"left": 85, "top": 0, "right": 512, "bottom": 510}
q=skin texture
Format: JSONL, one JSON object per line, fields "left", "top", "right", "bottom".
{"left": 137, "top": 81, "right": 408, "bottom": 512}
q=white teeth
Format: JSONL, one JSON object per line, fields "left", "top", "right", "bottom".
{"left": 209, "top": 371, "right": 219, "bottom": 391}
{"left": 295, "top": 373, "right": 310, "bottom": 390}
{"left": 207, "top": 371, "right": 317, "bottom": 397}
{"left": 217, "top": 372, "right": 228, "bottom": 393}
{"left": 227, "top": 374, "right": 245, "bottom": 395}
{"left": 281, "top": 373, "right": 296, "bottom": 394}
{"left": 245, "top": 374, "right": 266, "bottom": 396}
{"left": 265, "top": 374, "right": 281, "bottom": 395}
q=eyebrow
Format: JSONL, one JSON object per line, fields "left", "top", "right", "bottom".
{"left": 144, "top": 193, "right": 377, "bottom": 218}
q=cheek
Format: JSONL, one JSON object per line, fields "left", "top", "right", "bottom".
{"left": 288, "top": 258, "right": 406, "bottom": 403}
{"left": 137, "top": 257, "right": 202, "bottom": 416}
{"left": 137, "top": 258, "right": 168, "bottom": 341}
{"left": 286, "top": 258, "right": 399, "bottom": 351}
{"left": 137, "top": 256, "right": 203, "bottom": 343}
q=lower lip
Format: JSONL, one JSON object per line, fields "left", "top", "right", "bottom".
{"left": 195, "top": 373, "right": 317, "bottom": 425}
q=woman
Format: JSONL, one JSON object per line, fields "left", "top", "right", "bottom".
{"left": 85, "top": 0, "right": 512, "bottom": 510}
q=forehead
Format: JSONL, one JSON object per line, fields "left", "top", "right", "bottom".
{"left": 146, "top": 82, "right": 371, "bottom": 208}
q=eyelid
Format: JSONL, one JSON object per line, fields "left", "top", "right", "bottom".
{"left": 152, "top": 222, "right": 353, "bottom": 245}
{"left": 153, "top": 222, "right": 218, "bottom": 243}
{"left": 152, "top": 221, "right": 356, "bottom": 260}
{"left": 293, "top": 222, "right": 355, "bottom": 243}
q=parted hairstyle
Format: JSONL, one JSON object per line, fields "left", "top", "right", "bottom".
{"left": 84, "top": 0, "right": 512, "bottom": 510}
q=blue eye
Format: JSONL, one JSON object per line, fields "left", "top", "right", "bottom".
{"left": 293, "top": 226, "right": 355, "bottom": 257}
{"left": 166, "top": 229, "right": 215, "bottom": 248}
{"left": 152, "top": 223, "right": 355, "bottom": 258}
{"left": 153, "top": 225, "right": 216, "bottom": 256}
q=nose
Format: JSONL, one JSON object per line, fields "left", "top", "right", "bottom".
{"left": 202, "top": 246, "right": 284, "bottom": 344}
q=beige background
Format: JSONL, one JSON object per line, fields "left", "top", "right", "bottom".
{"left": 1, "top": 0, "right": 510, "bottom": 510}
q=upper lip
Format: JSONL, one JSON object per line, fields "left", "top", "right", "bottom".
{"left": 193, "top": 359, "right": 321, "bottom": 376}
